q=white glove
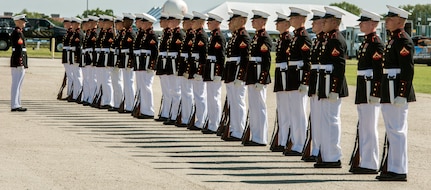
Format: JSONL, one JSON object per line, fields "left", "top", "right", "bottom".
{"left": 17, "top": 66, "right": 24, "bottom": 71}
{"left": 394, "top": 96, "right": 407, "bottom": 107}
{"left": 234, "top": 79, "right": 243, "bottom": 87}
{"left": 328, "top": 92, "right": 339, "bottom": 102}
{"left": 298, "top": 84, "right": 309, "bottom": 94}
{"left": 183, "top": 73, "right": 189, "bottom": 79}
{"left": 194, "top": 74, "right": 203, "bottom": 81}
{"left": 255, "top": 83, "right": 264, "bottom": 90}
{"left": 146, "top": 69, "right": 155, "bottom": 74}
{"left": 213, "top": 76, "right": 222, "bottom": 82}
{"left": 369, "top": 96, "right": 381, "bottom": 104}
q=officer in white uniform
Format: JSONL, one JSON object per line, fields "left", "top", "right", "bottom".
{"left": 10, "top": 14, "right": 28, "bottom": 112}
{"left": 109, "top": 16, "right": 125, "bottom": 111}
{"left": 121, "top": 13, "right": 137, "bottom": 113}
{"left": 69, "top": 17, "right": 84, "bottom": 102}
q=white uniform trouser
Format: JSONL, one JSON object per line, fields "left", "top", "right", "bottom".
{"left": 95, "top": 67, "right": 103, "bottom": 102}
{"left": 381, "top": 103, "right": 408, "bottom": 174}
{"left": 111, "top": 68, "right": 124, "bottom": 108}
{"left": 248, "top": 84, "right": 268, "bottom": 145}
{"left": 81, "top": 66, "right": 91, "bottom": 102}
{"left": 206, "top": 81, "right": 222, "bottom": 132}
{"left": 63, "top": 64, "right": 73, "bottom": 96}
{"left": 88, "top": 66, "right": 97, "bottom": 103}
{"left": 159, "top": 75, "right": 171, "bottom": 118}
{"left": 320, "top": 98, "right": 342, "bottom": 162}
{"left": 101, "top": 67, "right": 114, "bottom": 107}
{"left": 72, "top": 64, "right": 83, "bottom": 100}
{"left": 357, "top": 103, "right": 380, "bottom": 170}
{"left": 310, "top": 95, "right": 322, "bottom": 156}
{"left": 276, "top": 92, "right": 290, "bottom": 146}
{"left": 138, "top": 70, "right": 155, "bottom": 116}
{"left": 168, "top": 75, "right": 181, "bottom": 120}
{"left": 122, "top": 68, "right": 135, "bottom": 111}
{"left": 226, "top": 82, "right": 247, "bottom": 139}
{"left": 180, "top": 77, "right": 194, "bottom": 124}
{"left": 11, "top": 66, "right": 25, "bottom": 109}
{"left": 287, "top": 90, "right": 309, "bottom": 152}
{"left": 192, "top": 79, "right": 207, "bottom": 128}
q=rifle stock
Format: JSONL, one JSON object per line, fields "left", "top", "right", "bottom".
{"left": 175, "top": 100, "right": 182, "bottom": 125}
{"left": 217, "top": 97, "right": 229, "bottom": 136}
{"left": 57, "top": 72, "right": 67, "bottom": 100}
{"left": 132, "top": 92, "right": 141, "bottom": 117}
{"left": 379, "top": 133, "right": 389, "bottom": 174}
{"left": 187, "top": 106, "right": 196, "bottom": 128}
{"left": 301, "top": 114, "right": 313, "bottom": 160}
{"left": 349, "top": 121, "right": 360, "bottom": 171}
{"left": 269, "top": 109, "right": 279, "bottom": 151}
{"left": 283, "top": 128, "right": 293, "bottom": 154}
{"left": 241, "top": 110, "right": 250, "bottom": 144}
{"left": 118, "top": 97, "right": 125, "bottom": 113}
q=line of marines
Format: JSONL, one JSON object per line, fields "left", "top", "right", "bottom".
{"left": 58, "top": 5, "right": 415, "bottom": 182}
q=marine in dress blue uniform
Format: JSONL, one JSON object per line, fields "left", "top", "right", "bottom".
{"left": 120, "top": 13, "right": 137, "bottom": 113}
{"left": 69, "top": 17, "right": 84, "bottom": 102}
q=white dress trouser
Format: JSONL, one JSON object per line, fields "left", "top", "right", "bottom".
{"left": 206, "top": 81, "right": 222, "bottom": 132}
{"left": 248, "top": 84, "right": 268, "bottom": 145}
{"left": 192, "top": 79, "right": 207, "bottom": 128}
{"left": 320, "top": 98, "right": 342, "bottom": 162}
{"left": 180, "top": 77, "right": 194, "bottom": 124}
{"left": 287, "top": 90, "right": 309, "bottom": 152}
{"left": 111, "top": 68, "right": 124, "bottom": 108}
{"left": 168, "top": 75, "right": 181, "bottom": 120}
{"left": 226, "top": 82, "right": 247, "bottom": 139}
{"left": 138, "top": 70, "right": 155, "bottom": 116}
{"left": 64, "top": 64, "right": 73, "bottom": 96}
{"left": 11, "top": 66, "right": 25, "bottom": 109}
{"left": 310, "top": 95, "right": 322, "bottom": 156}
{"left": 101, "top": 67, "right": 114, "bottom": 107}
{"left": 159, "top": 75, "right": 171, "bottom": 118}
{"left": 87, "top": 66, "right": 97, "bottom": 103}
{"left": 381, "top": 103, "right": 408, "bottom": 174}
{"left": 81, "top": 66, "right": 90, "bottom": 102}
{"left": 276, "top": 92, "right": 290, "bottom": 146}
{"left": 122, "top": 68, "right": 135, "bottom": 111}
{"left": 72, "top": 64, "right": 83, "bottom": 100}
{"left": 95, "top": 67, "right": 103, "bottom": 102}
{"left": 357, "top": 103, "right": 380, "bottom": 170}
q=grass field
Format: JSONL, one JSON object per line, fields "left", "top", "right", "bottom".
{"left": 1, "top": 50, "right": 429, "bottom": 94}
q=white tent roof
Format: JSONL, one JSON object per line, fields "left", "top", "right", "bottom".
{"left": 202, "top": 2, "right": 360, "bottom": 33}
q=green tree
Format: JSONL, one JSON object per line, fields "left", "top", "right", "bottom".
{"left": 16, "top": 9, "right": 49, "bottom": 19}
{"left": 399, "top": 4, "right": 431, "bottom": 26}
{"left": 330, "top": 1, "right": 361, "bottom": 16}
{"left": 80, "top": 8, "right": 114, "bottom": 18}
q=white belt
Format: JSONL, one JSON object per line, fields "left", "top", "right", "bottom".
{"left": 191, "top": 53, "right": 199, "bottom": 59}
{"left": 207, "top": 55, "right": 216, "bottom": 61}
{"left": 133, "top": 50, "right": 141, "bottom": 55}
{"left": 110, "top": 49, "right": 116, "bottom": 53}
{"left": 357, "top": 69, "right": 373, "bottom": 77}
{"left": 94, "top": 48, "right": 101, "bottom": 52}
{"left": 84, "top": 48, "right": 93, "bottom": 52}
{"left": 12, "top": 48, "right": 26, "bottom": 52}
{"left": 168, "top": 52, "right": 178, "bottom": 57}
{"left": 121, "top": 49, "right": 130, "bottom": 53}
{"left": 70, "top": 47, "right": 76, "bottom": 51}
{"left": 101, "top": 48, "right": 110, "bottom": 53}
{"left": 289, "top": 60, "right": 304, "bottom": 67}
{"left": 311, "top": 64, "right": 320, "bottom": 70}
{"left": 276, "top": 62, "right": 287, "bottom": 69}
{"left": 383, "top": 68, "right": 401, "bottom": 77}
{"left": 63, "top": 46, "right": 70, "bottom": 50}
{"left": 141, "top": 50, "right": 151, "bottom": 55}
{"left": 320, "top": 64, "right": 333, "bottom": 73}
{"left": 226, "top": 57, "right": 240, "bottom": 62}
{"left": 159, "top": 52, "right": 167, "bottom": 57}
{"left": 249, "top": 57, "right": 262, "bottom": 62}
{"left": 180, "top": 53, "right": 189, "bottom": 58}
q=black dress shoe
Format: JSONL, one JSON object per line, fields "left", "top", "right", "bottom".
{"left": 283, "top": 150, "right": 302, "bottom": 156}
{"left": 201, "top": 129, "right": 217, "bottom": 134}
{"left": 154, "top": 117, "right": 168, "bottom": 122}
{"left": 119, "top": 110, "right": 132, "bottom": 114}
{"left": 163, "top": 119, "right": 176, "bottom": 125}
{"left": 187, "top": 125, "right": 202, "bottom": 130}
{"left": 376, "top": 172, "right": 407, "bottom": 181}
{"left": 82, "top": 101, "right": 91, "bottom": 106}
{"left": 270, "top": 145, "right": 285, "bottom": 152}
{"left": 137, "top": 114, "right": 154, "bottom": 119}
{"left": 99, "top": 105, "right": 112, "bottom": 109}
{"left": 176, "top": 123, "right": 188, "bottom": 127}
{"left": 11, "top": 107, "right": 27, "bottom": 112}
{"left": 67, "top": 98, "right": 76, "bottom": 102}
{"left": 349, "top": 167, "right": 378, "bottom": 174}
{"left": 223, "top": 136, "right": 242, "bottom": 141}
{"left": 314, "top": 160, "right": 342, "bottom": 168}
{"left": 302, "top": 155, "right": 318, "bottom": 162}
{"left": 108, "top": 107, "right": 119, "bottom": 111}
{"left": 244, "top": 141, "right": 266, "bottom": 146}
